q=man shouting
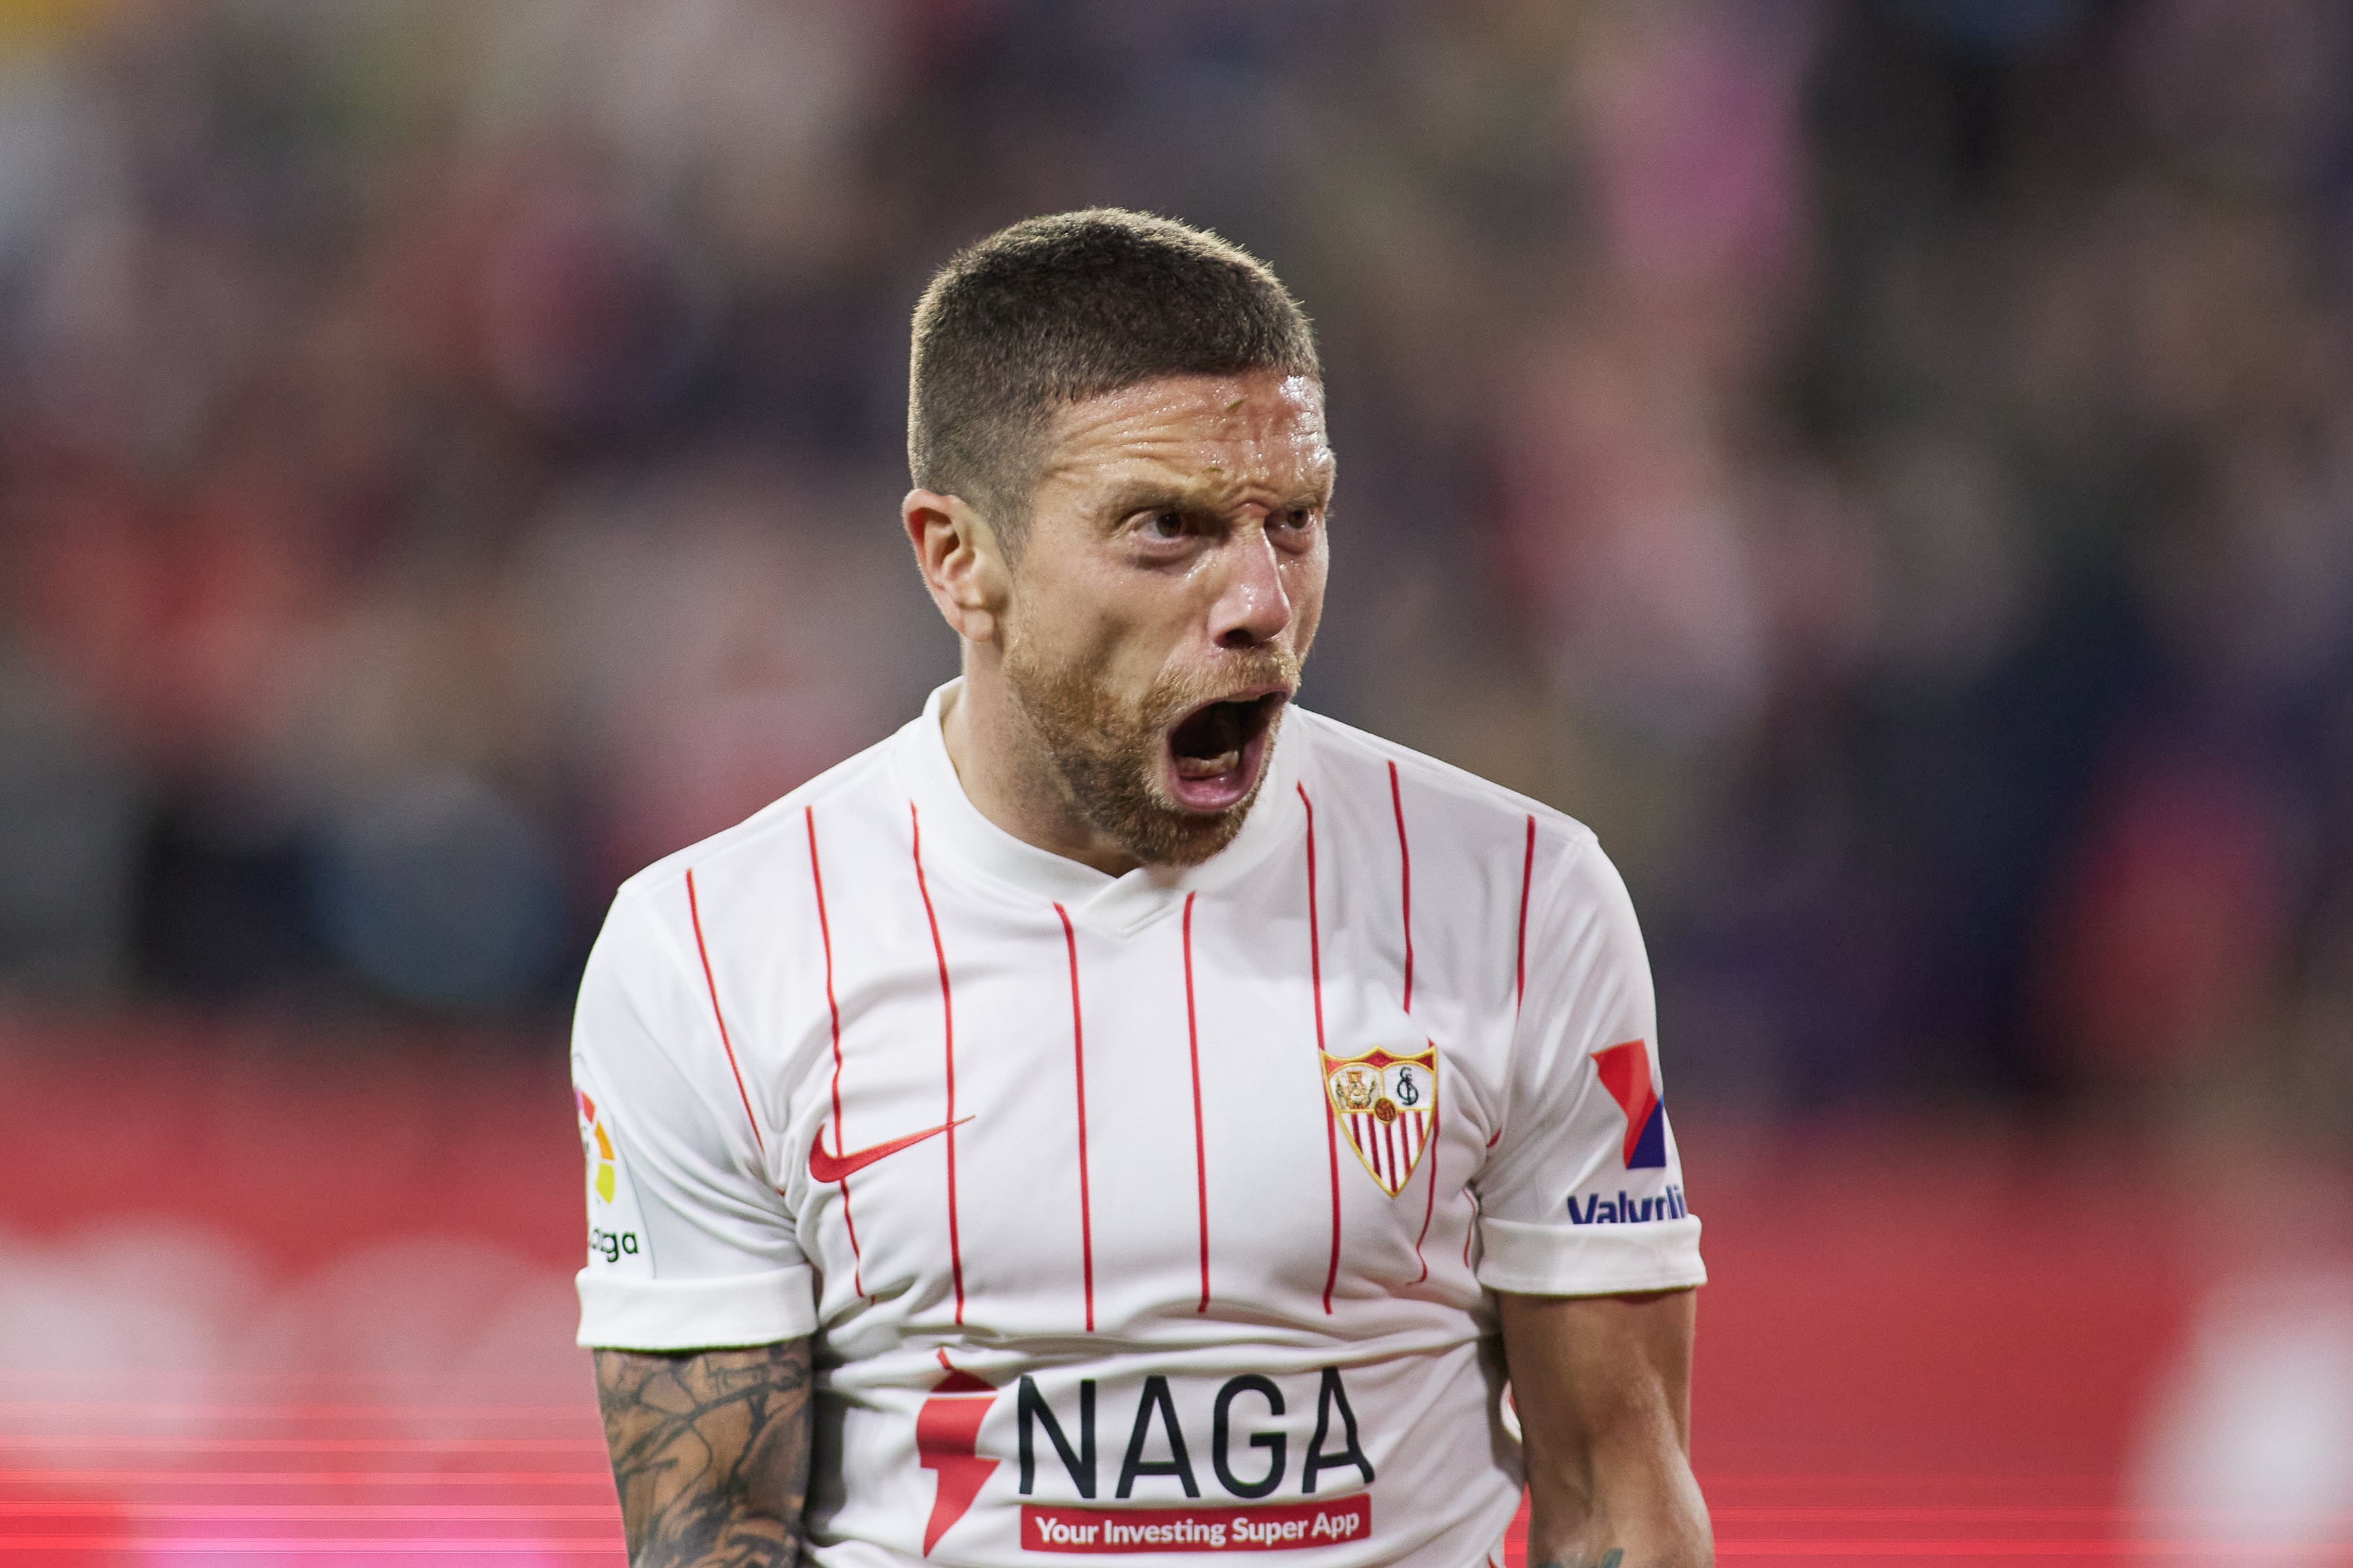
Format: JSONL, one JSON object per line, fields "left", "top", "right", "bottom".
{"left": 573, "top": 209, "right": 1711, "bottom": 1568}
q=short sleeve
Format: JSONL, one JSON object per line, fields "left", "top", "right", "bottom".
{"left": 1473, "top": 834, "right": 1706, "bottom": 1297}
{"left": 571, "top": 883, "right": 818, "bottom": 1350}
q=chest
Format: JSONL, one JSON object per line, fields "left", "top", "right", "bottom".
{"left": 776, "top": 876, "right": 1498, "bottom": 1341}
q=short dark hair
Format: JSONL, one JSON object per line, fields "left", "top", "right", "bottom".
{"left": 907, "top": 209, "right": 1319, "bottom": 548}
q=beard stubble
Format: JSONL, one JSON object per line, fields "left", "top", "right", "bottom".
{"left": 1000, "top": 635, "right": 1301, "bottom": 868}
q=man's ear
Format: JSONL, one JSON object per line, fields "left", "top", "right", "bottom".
{"left": 904, "top": 489, "right": 1011, "bottom": 645}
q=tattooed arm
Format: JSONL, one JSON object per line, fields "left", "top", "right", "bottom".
{"left": 593, "top": 1339, "right": 814, "bottom": 1568}
{"left": 1499, "top": 1287, "right": 1711, "bottom": 1568}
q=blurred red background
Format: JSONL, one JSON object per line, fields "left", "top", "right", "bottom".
{"left": 3, "top": 0, "right": 2352, "bottom": 1561}
{"left": 1, "top": 1029, "right": 2344, "bottom": 1562}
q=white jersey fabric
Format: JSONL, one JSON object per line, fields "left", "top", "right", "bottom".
{"left": 573, "top": 682, "right": 1704, "bottom": 1567}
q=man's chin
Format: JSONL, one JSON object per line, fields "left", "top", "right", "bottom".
{"left": 1108, "top": 786, "right": 1264, "bottom": 868}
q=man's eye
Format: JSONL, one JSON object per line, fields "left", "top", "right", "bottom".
{"left": 1277, "top": 508, "right": 1317, "bottom": 532}
{"left": 1144, "top": 510, "right": 1186, "bottom": 539}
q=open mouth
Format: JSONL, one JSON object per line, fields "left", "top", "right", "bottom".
{"left": 1165, "top": 690, "right": 1290, "bottom": 812}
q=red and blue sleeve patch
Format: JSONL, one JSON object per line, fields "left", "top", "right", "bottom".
{"left": 1592, "top": 1039, "right": 1669, "bottom": 1170}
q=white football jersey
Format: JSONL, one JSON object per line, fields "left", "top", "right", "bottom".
{"left": 573, "top": 682, "right": 1704, "bottom": 1567}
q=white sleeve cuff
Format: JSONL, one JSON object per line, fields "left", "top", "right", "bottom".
{"left": 1476, "top": 1215, "right": 1707, "bottom": 1297}
{"left": 576, "top": 1266, "right": 820, "bottom": 1350}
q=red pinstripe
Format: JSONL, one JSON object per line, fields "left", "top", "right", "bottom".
{"left": 1300, "top": 782, "right": 1340, "bottom": 1316}
{"left": 1481, "top": 817, "right": 1537, "bottom": 1270}
{"left": 908, "top": 803, "right": 964, "bottom": 1323}
{"left": 1054, "top": 904, "right": 1096, "bottom": 1333}
{"left": 1389, "top": 761, "right": 1414, "bottom": 1012}
{"left": 804, "top": 809, "right": 863, "bottom": 1298}
{"left": 1411, "top": 1084, "right": 1440, "bottom": 1284}
{"left": 684, "top": 869, "right": 764, "bottom": 1157}
{"left": 1516, "top": 814, "right": 1536, "bottom": 1012}
{"left": 1182, "top": 893, "right": 1211, "bottom": 1314}
{"left": 1491, "top": 818, "right": 1539, "bottom": 1276}
{"left": 1393, "top": 765, "right": 1439, "bottom": 1281}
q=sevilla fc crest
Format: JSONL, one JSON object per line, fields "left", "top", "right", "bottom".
{"left": 1322, "top": 1046, "right": 1438, "bottom": 1197}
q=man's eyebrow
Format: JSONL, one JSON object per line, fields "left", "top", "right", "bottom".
{"left": 1096, "top": 474, "right": 1334, "bottom": 519}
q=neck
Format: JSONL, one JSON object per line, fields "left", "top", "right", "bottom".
{"left": 940, "top": 653, "right": 1144, "bottom": 878}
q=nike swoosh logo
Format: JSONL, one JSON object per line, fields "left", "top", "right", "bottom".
{"left": 808, "top": 1117, "right": 971, "bottom": 1183}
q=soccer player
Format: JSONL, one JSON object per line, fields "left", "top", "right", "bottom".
{"left": 573, "top": 210, "right": 1710, "bottom": 1568}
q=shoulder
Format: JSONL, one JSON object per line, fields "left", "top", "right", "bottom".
{"left": 1287, "top": 707, "right": 1599, "bottom": 858}
{"left": 1287, "top": 708, "right": 1632, "bottom": 949}
{"left": 579, "top": 729, "right": 909, "bottom": 1075}
{"left": 613, "top": 726, "right": 908, "bottom": 917}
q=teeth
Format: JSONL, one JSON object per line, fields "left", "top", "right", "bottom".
{"left": 1175, "top": 750, "right": 1242, "bottom": 780}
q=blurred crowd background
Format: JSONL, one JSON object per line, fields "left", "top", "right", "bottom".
{"left": 7, "top": 0, "right": 2353, "bottom": 1144}
{"left": 2, "top": 1, "right": 2352, "bottom": 1559}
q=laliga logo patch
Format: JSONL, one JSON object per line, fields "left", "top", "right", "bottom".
{"left": 1591, "top": 1040, "right": 1668, "bottom": 1169}
{"left": 575, "top": 1087, "right": 652, "bottom": 1276}
{"left": 576, "top": 1089, "right": 618, "bottom": 1202}
{"left": 1321, "top": 1046, "right": 1437, "bottom": 1197}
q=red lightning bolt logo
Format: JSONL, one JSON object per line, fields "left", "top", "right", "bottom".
{"left": 914, "top": 1350, "right": 998, "bottom": 1554}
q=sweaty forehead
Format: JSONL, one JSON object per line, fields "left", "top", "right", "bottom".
{"left": 1038, "top": 371, "right": 1333, "bottom": 499}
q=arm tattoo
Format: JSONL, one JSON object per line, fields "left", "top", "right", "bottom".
{"left": 594, "top": 1340, "right": 813, "bottom": 1568}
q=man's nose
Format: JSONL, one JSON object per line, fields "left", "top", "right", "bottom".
{"left": 1209, "top": 527, "right": 1294, "bottom": 649}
